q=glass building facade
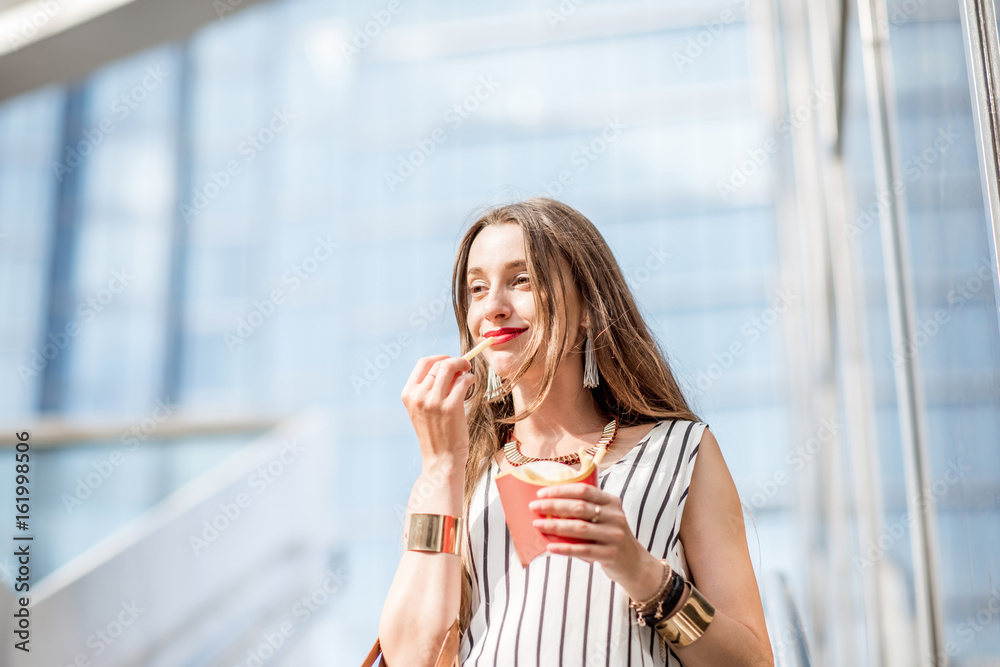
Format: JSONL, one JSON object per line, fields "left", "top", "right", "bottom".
{"left": 0, "top": 0, "right": 997, "bottom": 665}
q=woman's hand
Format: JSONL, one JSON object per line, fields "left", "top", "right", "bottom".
{"left": 401, "top": 354, "right": 477, "bottom": 471}
{"left": 528, "top": 483, "right": 665, "bottom": 601}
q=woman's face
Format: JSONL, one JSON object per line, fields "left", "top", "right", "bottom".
{"left": 465, "top": 223, "right": 584, "bottom": 379}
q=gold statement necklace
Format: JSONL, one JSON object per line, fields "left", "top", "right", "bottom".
{"left": 503, "top": 418, "right": 618, "bottom": 467}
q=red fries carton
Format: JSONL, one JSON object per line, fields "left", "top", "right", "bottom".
{"left": 494, "top": 460, "right": 598, "bottom": 567}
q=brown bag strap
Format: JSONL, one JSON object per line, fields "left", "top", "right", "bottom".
{"left": 361, "top": 618, "right": 460, "bottom": 667}
{"left": 361, "top": 638, "right": 383, "bottom": 667}
{"left": 434, "top": 618, "right": 461, "bottom": 667}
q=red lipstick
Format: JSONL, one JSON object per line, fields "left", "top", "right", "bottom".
{"left": 483, "top": 327, "right": 528, "bottom": 344}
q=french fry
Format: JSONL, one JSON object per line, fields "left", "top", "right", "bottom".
{"left": 462, "top": 336, "right": 496, "bottom": 361}
{"left": 592, "top": 445, "right": 609, "bottom": 468}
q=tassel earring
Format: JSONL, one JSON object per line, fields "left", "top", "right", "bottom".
{"left": 485, "top": 364, "right": 503, "bottom": 400}
{"left": 583, "top": 322, "right": 599, "bottom": 388}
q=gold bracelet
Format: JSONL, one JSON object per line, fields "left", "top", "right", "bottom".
{"left": 653, "top": 581, "right": 715, "bottom": 647}
{"left": 628, "top": 559, "right": 675, "bottom": 624}
{"left": 405, "top": 513, "right": 463, "bottom": 556}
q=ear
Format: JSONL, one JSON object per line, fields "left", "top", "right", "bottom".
{"left": 577, "top": 311, "right": 590, "bottom": 346}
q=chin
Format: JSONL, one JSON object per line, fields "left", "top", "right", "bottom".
{"left": 490, "top": 363, "right": 518, "bottom": 379}
{"left": 497, "top": 360, "right": 542, "bottom": 381}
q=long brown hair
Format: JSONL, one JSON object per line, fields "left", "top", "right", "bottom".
{"left": 451, "top": 197, "right": 700, "bottom": 633}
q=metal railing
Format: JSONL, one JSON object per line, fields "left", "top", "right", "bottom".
{"left": 762, "top": 572, "right": 813, "bottom": 667}
{"left": 1, "top": 409, "right": 337, "bottom": 667}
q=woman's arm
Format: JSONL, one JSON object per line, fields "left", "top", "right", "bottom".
{"left": 378, "top": 460, "right": 465, "bottom": 665}
{"left": 529, "top": 426, "right": 773, "bottom": 666}
{"left": 671, "top": 427, "right": 773, "bottom": 666}
{"left": 378, "top": 355, "right": 476, "bottom": 667}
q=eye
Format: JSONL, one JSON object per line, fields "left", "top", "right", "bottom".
{"left": 514, "top": 273, "right": 530, "bottom": 286}
{"left": 469, "top": 282, "right": 487, "bottom": 295}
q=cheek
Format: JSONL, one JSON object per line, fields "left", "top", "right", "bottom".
{"left": 467, "top": 302, "right": 482, "bottom": 330}
{"left": 514, "top": 293, "right": 536, "bottom": 320}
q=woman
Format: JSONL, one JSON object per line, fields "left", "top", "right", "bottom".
{"left": 378, "top": 198, "right": 773, "bottom": 666}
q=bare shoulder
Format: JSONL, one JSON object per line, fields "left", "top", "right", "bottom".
{"left": 681, "top": 426, "right": 744, "bottom": 547}
{"left": 679, "top": 426, "right": 770, "bottom": 648}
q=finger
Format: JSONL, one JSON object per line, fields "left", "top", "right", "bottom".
{"left": 532, "top": 518, "right": 619, "bottom": 543}
{"left": 536, "top": 483, "right": 608, "bottom": 504}
{"left": 438, "top": 362, "right": 474, "bottom": 405}
{"left": 428, "top": 357, "right": 472, "bottom": 403}
{"left": 545, "top": 541, "right": 613, "bottom": 561}
{"left": 452, "top": 371, "right": 478, "bottom": 402}
{"left": 406, "top": 355, "right": 450, "bottom": 387}
{"left": 420, "top": 360, "right": 445, "bottom": 386}
{"left": 440, "top": 369, "right": 477, "bottom": 408}
{"left": 528, "top": 498, "right": 601, "bottom": 520}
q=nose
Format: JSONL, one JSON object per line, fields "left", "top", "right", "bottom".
{"left": 481, "top": 282, "right": 511, "bottom": 326}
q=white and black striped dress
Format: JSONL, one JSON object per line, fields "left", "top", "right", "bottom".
{"left": 459, "top": 419, "right": 709, "bottom": 666}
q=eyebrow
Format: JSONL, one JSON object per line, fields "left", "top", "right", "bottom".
{"left": 466, "top": 259, "right": 527, "bottom": 277}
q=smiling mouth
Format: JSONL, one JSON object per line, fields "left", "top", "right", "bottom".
{"left": 484, "top": 328, "right": 527, "bottom": 344}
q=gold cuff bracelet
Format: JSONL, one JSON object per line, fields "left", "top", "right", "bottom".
{"left": 654, "top": 582, "right": 716, "bottom": 647}
{"left": 405, "top": 513, "right": 463, "bottom": 556}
